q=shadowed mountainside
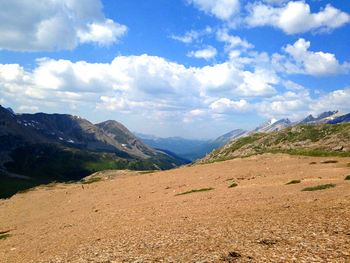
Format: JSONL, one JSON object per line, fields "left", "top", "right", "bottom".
{"left": 0, "top": 106, "right": 187, "bottom": 198}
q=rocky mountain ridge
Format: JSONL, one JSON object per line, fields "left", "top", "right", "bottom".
{"left": 196, "top": 123, "right": 350, "bottom": 164}
{"left": 218, "top": 111, "right": 350, "bottom": 145}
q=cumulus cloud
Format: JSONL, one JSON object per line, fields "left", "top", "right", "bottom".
{"left": 237, "top": 68, "right": 279, "bottom": 96}
{"left": 311, "top": 87, "right": 350, "bottom": 114}
{"left": 2, "top": 52, "right": 349, "bottom": 128}
{"left": 0, "top": 54, "right": 281, "bottom": 121}
{"left": 273, "top": 38, "right": 349, "bottom": 76}
{"left": 246, "top": 1, "right": 350, "bottom": 34}
{"left": 188, "top": 46, "right": 217, "bottom": 60}
{"left": 0, "top": 0, "right": 127, "bottom": 51}
{"left": 257, "top": 89, "right": 311, "bottom": 119}
{"left": 78, "top": 19, "right": 127, "bottom": 46}
{"left": 255, "top": 85, "right": 350, "bottom": 121}
{"left": 188, "top": 0, "right": 240, "bottom": 20}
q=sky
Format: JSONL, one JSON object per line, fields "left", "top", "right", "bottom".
{"left": 0, "top": 0, "right": 349, "bottom": 139}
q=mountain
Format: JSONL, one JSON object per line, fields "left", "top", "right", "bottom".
{"left": 6, "top": 107, "right": 14, "bottom": 114}
{"left": 180, "top": 129, "right": 246, "bottom": 161}
{"left": 247, "top": 118, "right": 291, "bottom": 134}
{"left": 324, "top": 113, "right": 350, "bottom": 124}
{"left": 211, "top": 129, "right": 247, "bottom": 145}
{"left": 0, "top": 105, "right": 187, "bottom": 198}
{"left": 292, "top": 111, "right": 344, "bottom": 126}
{"left": 196, "top": 123, "right": 350, "bottom": 164}
{"left": 136, "top": 111, "right": 348, "bottom": 163}
{"left": 193, "top": 111, "right": 350, "bottom": 164}
{"left": 96, "top": 121, "right": 157, "bottom": 158}
{"left": 135, "top": 133, "right": 207, "bottom": 155}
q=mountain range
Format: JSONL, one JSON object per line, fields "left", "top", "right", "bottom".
{"left": 137, "top": 110, "right": 350, "bottom": 161}
{"left": 2, "top": 105, "right": 350, "bottom": 198}
{"left": 0, "top": 105, "right": 187, "bottom": 198}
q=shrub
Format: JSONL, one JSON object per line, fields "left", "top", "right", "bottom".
{"left": 286, "top": 180, "right": 301, "bottom": 185}
{"left": 321, "top": 160, "right": 338, "bottom": 164}
{"left": 228, "top": 183, "right": 238, "bottom": 188}
{"left": 0, "top": 234, "right": 11, "bottom": 240}
{"left": 302, "top": 184, "right": 336, "bottom": 191}
{"left": 175, "top": 187, "right": 214, "bottom": 196}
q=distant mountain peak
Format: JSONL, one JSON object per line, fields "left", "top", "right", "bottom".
{"left": 269, "top": 118, "right": 278, "bottom": 125}
{"left": 316, "top": 110, "right": 338, "bottom": 120}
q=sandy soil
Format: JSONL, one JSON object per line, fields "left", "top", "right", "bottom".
{"left": 0, "top": 153, "right": 350, "bottom": 263}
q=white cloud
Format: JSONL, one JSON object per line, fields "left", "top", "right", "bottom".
{"left": 237, "top": 68, "right": 279, "bottom": 96}
{"left": 210, "top": 98, "right": 251, "bottom": 113}
{"left": 2, "top": 55, "right": 350, "bottom": 135}
{"left": 195, "top": 62, "right": 278, "bottom": 98}
{"left": 273, "top": 38, "right": 349, "bottom": 76}
{"left": 171, "top": 31, "right": 200, "bottom": 43}
{"left": 246, "top": 1, "right": 350, "bottom": 34}
{"left": 257, "top": 85, "right": 350, "bottom": 120}
{"left": 188, "top": 0, "right": 240, "bottom": 20}
{"left": 182, "top": 109, "right": 208, "bottom": 123}
{"left": 0, "top": 54, "right": 281, "bottom": 121}
{"left": 0, "top": 0, "right": 127, "bottom": 51}
{"left": 282, "top": 80, "right": 304, "bottom": 91}
{"left": 257, "top": 89, "right": 311, "bottom": 119}
{"left": 78, "top": 19, "right": 127, "bottom": 46}
{"left": 262, "top": 0, "right": 289, "bottom": 5}
{"left": 216, "top": 28, "right": 254, "bottom": 51}
{"left": 170, "top": 27, "right": 212, "bottom": 43}
{"left": 188, "top": 46, "right": 217, "bottom": 60}
{"left": 312, "top": 87, "right": 350, "bottom": 114}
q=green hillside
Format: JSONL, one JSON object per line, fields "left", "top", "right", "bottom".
{"left": 196, "top": 123, "right": 350, "bottom": 164}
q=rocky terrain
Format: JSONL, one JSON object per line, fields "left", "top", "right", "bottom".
{"left": 0, "top": 153, "right": 349, "bottom": 262}
{"left": 197, "top": 123, "right": 350, "bottom": 164}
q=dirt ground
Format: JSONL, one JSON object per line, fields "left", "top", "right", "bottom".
{"left": 0, "top": 153, "right": 350, "bottom": 263}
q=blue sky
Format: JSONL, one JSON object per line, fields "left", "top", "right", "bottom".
{"left": 0, "top": 0, "right": 349, "bottom": 139}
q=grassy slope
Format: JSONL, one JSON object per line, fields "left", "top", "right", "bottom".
{"left": 198, "top": 123, "right": 350, "bottom": 164}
